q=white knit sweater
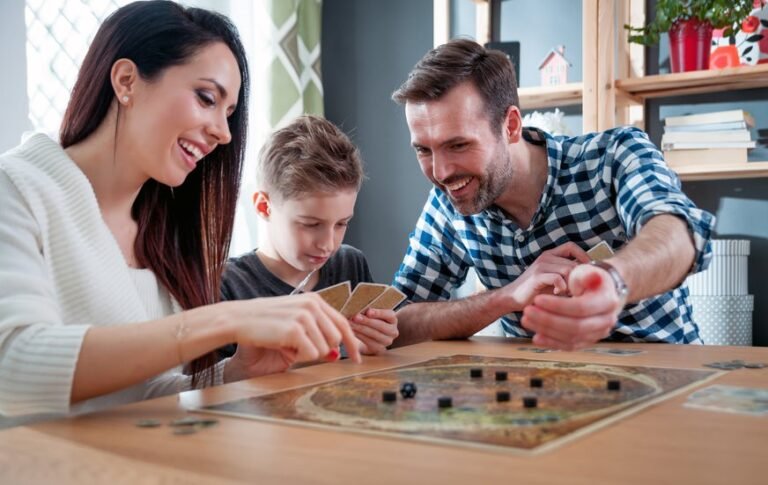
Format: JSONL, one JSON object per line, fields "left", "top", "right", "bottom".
{"left": 0, "top": 134, "right": 224, "bottom": 426}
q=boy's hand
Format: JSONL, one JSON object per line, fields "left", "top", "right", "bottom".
{"left": 350, "top": 308, "right": 398, "bottom": 355}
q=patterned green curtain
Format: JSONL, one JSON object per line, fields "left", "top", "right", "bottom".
{"left": 269, "top": 0, "right": 323, "bottom": 128}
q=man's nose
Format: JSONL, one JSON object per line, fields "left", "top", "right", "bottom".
{"left": 431, "top": 152, "right": 451, "bottom": 183}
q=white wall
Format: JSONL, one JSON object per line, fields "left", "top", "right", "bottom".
{"left": 0, "top": 0, "right": 31, "bottom": 152}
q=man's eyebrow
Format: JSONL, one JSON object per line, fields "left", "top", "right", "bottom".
{"left": 412, "top": 137, "right": 469, "bottom": 149}
{"left": 439, "top": 137, "right": 468, "bottom": 148}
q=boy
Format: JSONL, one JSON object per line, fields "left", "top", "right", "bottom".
{"left": 219, "top": 115, "right": 398, "bottom": 358}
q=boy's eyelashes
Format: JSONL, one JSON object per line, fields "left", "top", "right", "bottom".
{"left": 297, "top": 221, "right": 351, "bottom": 229}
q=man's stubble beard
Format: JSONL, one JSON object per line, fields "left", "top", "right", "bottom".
{"left": 451, "top": 142, "right": 513, "bottom": 216}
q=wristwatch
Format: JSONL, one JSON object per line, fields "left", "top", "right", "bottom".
{"left": 590, "top": 260, "right": 629, "bottom": 300}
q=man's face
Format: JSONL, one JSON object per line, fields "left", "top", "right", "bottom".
{"left": 405, "top": 82, "right": 512, "bottom": 215}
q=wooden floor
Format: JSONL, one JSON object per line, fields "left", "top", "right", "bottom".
{"left": 1, "top": 338, "right": 766, "bottom": 484}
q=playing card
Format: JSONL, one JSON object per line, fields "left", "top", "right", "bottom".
{"left": 582, "top": 347, "right": 646, "bottom": 356}
{"left": 315, "top": 281, "right": 351, "bottom": 312}
{"left": 368, "top": 286, "right": 407, "bottom": 311}
{"left": 516, "top": 347, "right": 558, "bottom": 353}
{"left": 587, "top": 240, "right": 614, "bottom": 261}
{"left": 684, "top": 385, "right": 768, "bottom": 416}
{"left": 340, "top": 283, "right": 388, "bottom": 318}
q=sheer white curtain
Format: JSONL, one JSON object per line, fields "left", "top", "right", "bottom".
{"left": 203, "top": 0, "right": 323, "bottom": 255}
{"left": 196, "top": 0, "right": 273, "bottom": 255}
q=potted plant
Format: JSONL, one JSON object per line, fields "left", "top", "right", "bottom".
{"left": 625, "top": 0, "right": 765, "bottom": 72}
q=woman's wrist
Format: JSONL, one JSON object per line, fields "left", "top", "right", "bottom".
{"left": 176, "top": 303, "right": 238, "bottom": 364}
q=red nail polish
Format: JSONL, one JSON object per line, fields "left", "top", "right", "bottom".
{"left": 325, "top": 348, "right": 340, "bottom": 361}
{"left": 586, "top": 272, "right": 602, "bottom": 291}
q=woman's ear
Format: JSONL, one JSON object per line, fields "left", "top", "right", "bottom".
{"left": 111, "top": 58, "right": 139, "bottom": 105}
{"left": 253, "top": 191, "right": 271, "bottom": 219}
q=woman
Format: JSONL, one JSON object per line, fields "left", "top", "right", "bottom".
{"left": 0, "top": 1, "right": 359, "bottom": 426}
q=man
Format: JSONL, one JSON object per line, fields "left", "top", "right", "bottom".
{"left": 390, "top": 39, "right": 715, "bottom": 350}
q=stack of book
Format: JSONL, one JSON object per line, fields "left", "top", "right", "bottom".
{"left": 661, "top": 109, "right": 756, "bottom": 167}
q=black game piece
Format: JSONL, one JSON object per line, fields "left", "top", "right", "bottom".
{"left": 400, "top": 382, "right": 417, "bottom": 399}
{"left": 607, "top": 379, "right": 621, "bottom": 391}
{"left": 530, "top": 377, "right": 543, "bottom": 388}
{"left": 523, "top": 396, "right": 538, "bottom": 408}
{"left": 496, "top": 391, "right": 511, "bottom": 402}
{"left": 382, "top": 390, "right": 397, "bottom": 403}
{"left": 438, "top": 396, "right": 453, "bottom": 408}
{"left": 470, "top": 368, "right": 483, "bottom": 378}
{"left": 495, "top": 371, "right": 508, "bottom": 381}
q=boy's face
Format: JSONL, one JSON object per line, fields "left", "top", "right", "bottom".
{"left": 261, "top": 189, "right": 358, "bottom": 273}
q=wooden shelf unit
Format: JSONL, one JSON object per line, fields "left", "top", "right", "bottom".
{"left": 518, "top": 83, "right": 583, "bottom": 110}
{"left": 673, "top": 161, "right": 768, "bottom": 182}
{"left": 616, "top": 63, "right": 768, "bottom": 181}
{"left": 616, "top": 64, "right": 768, "bottom": 102}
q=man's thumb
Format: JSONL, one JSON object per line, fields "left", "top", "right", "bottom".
{"left": 568, "top": 264, "right": 606, "bottom": 297}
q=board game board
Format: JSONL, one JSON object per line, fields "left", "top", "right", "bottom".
{"left": 199, "top": 355, "right": 719, "bottom": 454}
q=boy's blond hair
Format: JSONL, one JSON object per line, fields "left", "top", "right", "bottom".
{"left": 257, "top": 115, "right": 364, "bottom": 200}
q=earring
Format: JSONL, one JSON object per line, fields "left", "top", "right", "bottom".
{"left": 121, "top": 96, "right": 129, "bottom": 103}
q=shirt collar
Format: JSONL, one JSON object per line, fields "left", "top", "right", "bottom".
{"left": 482, "top": 127, "right": 563, "bottom": 229}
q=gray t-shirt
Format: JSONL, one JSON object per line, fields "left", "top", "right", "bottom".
{"left": 218, "top": 244, "right": 373, "bottom": 358}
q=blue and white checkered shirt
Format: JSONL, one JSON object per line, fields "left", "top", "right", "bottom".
{"left": 393, "top": 126, "right": 715, "bottom": 343}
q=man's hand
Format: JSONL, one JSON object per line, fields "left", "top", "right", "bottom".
{"left": 521, "top": 263, "right": 624, "bottom": 350}
{"left": 498, "top": 242, "right": 591, "bottom": 310}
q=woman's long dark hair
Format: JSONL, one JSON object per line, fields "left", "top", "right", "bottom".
{"left": 60, "top": 1, "right": 249, "bottom": 387}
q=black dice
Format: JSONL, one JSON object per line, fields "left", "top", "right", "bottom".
{"left": 400, "top": 382, "right": 417, "bottom": 399}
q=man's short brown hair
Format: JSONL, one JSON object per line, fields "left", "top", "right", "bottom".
{"left": 258, "top": 115, "right": 364, "bottom": 200}
{"left": 391, "top": 38, "right": 519, "bottom": 134}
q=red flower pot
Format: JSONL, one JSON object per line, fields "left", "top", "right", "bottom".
{"left": 668, "top": 17, "right": 714, "bottom": 72}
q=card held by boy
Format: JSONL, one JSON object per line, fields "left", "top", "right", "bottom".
{"left": 368, "top": 286, "right": 407, "bottom": 311}
{"left": 340, "top": 283, "right": 388, "bottom": 318}
{"left": 315, "top": 282, "right": 352, "bottom": 312}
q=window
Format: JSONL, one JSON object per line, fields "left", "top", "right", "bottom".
{"left": 25, "top": 0, "right": 131, "bottom": 136}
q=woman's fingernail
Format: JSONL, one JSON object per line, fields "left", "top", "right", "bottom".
{"left": 325, "top": 348, "right": 340, "bottom": 361}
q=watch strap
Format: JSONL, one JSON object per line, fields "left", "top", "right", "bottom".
{"left": 589, "top": 260, "right": 628, "bottom": 300}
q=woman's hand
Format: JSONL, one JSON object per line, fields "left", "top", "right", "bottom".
{"left": 221, "top": 293, "right": 361, "bottom": 381}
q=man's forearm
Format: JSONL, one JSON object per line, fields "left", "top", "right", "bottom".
{"left": 393, "top": 288, "right": 515, "bottom": 347}
{"left": 608, "top": 214, "right": 696, "bottom": 302}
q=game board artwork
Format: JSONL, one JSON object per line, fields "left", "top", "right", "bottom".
{"left": 200, "top": 355, "right": 719, "bottom": 454}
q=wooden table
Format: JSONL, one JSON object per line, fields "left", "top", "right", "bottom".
{"left": 1, "top": 338, "right": 766, "bottom": 484}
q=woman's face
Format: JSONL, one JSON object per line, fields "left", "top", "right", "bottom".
{"left": 122, "top": 41, "right": 241, "bottom": 187}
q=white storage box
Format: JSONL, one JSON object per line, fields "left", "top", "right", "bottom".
{"left": 686, "top": 239, "right": 750, "bottom": 296}
{"left": 689, "top": 295, "right": 753, "bottom": 346}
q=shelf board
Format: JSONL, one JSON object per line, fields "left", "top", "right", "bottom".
{"left": 616, "top": 64, "right": 768, "bottom": 101}
{"left": 673, "top": 161, "right": 768, "bottom": 182}
{"left": 519, "top": 82, "right": 583, "bottom": 110}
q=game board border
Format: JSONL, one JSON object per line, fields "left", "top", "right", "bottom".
{"left": 194, "top": 355, "right": 723, "bottom": 455}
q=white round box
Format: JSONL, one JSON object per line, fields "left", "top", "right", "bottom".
{"left": 686, "top": 239, "right": 750, "bottom": 296}
{"left": 689, "top": 295, "right": 753, "bottom": 346}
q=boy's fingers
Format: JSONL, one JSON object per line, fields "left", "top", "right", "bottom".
{"left": 352, "top": 322, "right": 395, "bottom": 345}
{"left": 353, "top": 315, "right": 398, "bottom": 336}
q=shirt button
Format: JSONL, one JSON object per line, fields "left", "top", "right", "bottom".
{"left": 516, "top": 234, "right": 525, "bottom": 242}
